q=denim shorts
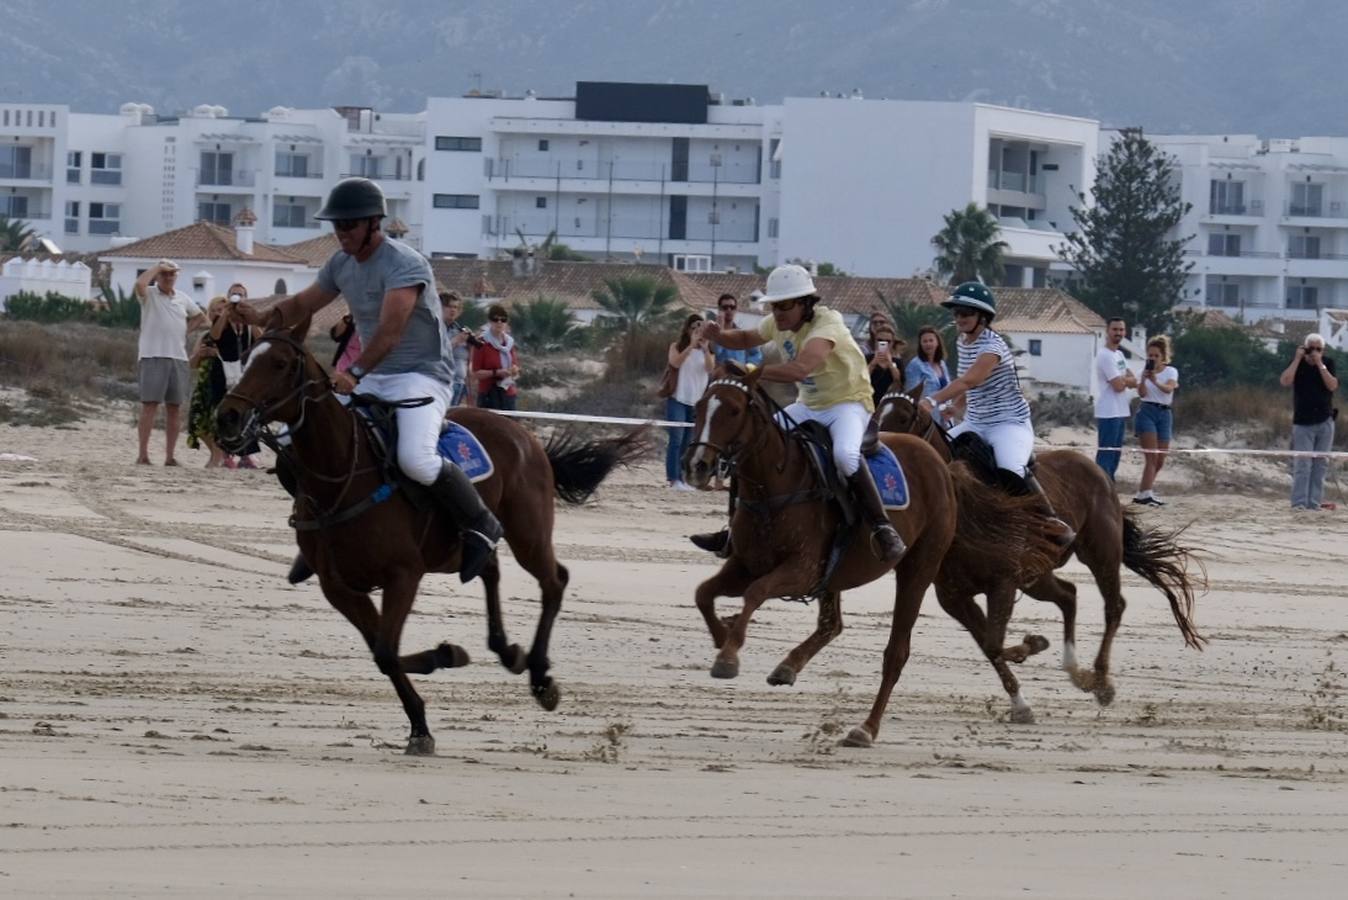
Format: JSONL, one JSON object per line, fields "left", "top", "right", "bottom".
{"left": 1134, "top": 402, "right": 1173, "bottom": 442}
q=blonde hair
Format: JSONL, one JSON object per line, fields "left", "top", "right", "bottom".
{"left": 1146, "top": 335, "right": 1171, "bottom": 364}
{"left": 206, "top": 295, "right": 229, "bottom": 317}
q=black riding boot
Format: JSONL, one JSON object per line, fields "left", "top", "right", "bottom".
{"left": 273, "top": 455, "right": 316, "bottom": 585}
{"left": 847, "top": 464, "right": 907, "bottom": 564}
{"left": 996, "top": 468, "right": 1076, "bottom": 547}
{"left": 427, "top": 460, "right": 504, "bottom": 583}
{"left": 690, "top": 476, "right": 736, "bottom": 558}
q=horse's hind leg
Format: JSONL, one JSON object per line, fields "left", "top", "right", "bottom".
{"left": 1077, "top": 546, "right": 1127, "bottom": 707}
{"left": 1022, "top": 573, "right": 1081, "bottom": 678}
{"left": 510, "top": 534, "right": 570, "bottom": 712}
{"left": 844, "top": 570, "right": 927, "bottom": 748}
{"left": 768, "top": 590, "right": 842, "bottom": 687}
{"left": 480, "top": 554, "right": 528, "bottom": 675}
{"left": 982, "top": 585, "right": 1035, "bottom": 723}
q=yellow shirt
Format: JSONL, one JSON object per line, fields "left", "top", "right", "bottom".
{"left": 758, "top": 305, "right": 874, "bottom": 412}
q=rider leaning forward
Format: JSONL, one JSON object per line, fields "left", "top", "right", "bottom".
{"left": 690, "top": 264, "right": 907, "bottom": 564}
{"left": 920, "top": 281, "right": 1075, "bottom": 545}
{"left": 233, "top": 177, "right": 503, "bottom": 584}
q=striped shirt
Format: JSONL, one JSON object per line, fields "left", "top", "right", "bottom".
{"left": 957, "top": 328, "right": 1030, "bottom": 427}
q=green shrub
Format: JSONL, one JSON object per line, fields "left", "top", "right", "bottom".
{"left": 3, "top": 290, "right": 91, "bottom": 323}
{"left": 1170, "top": 322, "right": 1282, "bottom": 389}
{"left": 93, "top": 285, "right": 140, "bottom": 328}
{"left": 1030, "top": 390, "right": 1095, "bottom": 429}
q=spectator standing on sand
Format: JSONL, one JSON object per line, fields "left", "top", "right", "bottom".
{"left": 1132, "top": 336, "right": 1179, "bottom": 507}
{"left": 471, "top": 304, "right": 520, "bottom": 410}
{"left": 665, "top": 313, "right": 715, "bottom": 491}
{"left": 1094, "top": 316, "right": 1137, "bottom": 482}
{"left": 440, "top": 290, "right": 477, "bottom": 406}
{"left": 134, "top": 259, "right": 207, "bottom": 466}
{"left": 711, "top": 293, "right": 763, "bottom": 370}
{"left": 1280, "top": 333, "right": 1339, "bottom": 511}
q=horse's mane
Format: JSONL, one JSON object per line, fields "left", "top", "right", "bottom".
{"left": 945, "top": 463, "right": 1061, "bottom": 587}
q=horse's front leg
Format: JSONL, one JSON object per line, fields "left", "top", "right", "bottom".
{"left": 694, "top": 560, "right": 755, "bottom": 649}
{"left": 768, "top": 590, "right": 843, "bottom": 687}
{"left": 711, "top": 562, "right": 815, "bottom": 680}
{"left": 371, "top": 571, "right": 436, "bottom": 755}
{"left": 478, "top": 554, "right": 527, "bottom": 675}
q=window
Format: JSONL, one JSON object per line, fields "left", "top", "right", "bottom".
{"left": 1288, "top": 285, "right": 1319, "bottom": 310}
{"left": 198, "top": 201, "right": 231, "bottom": 225}
{"left": 274, "top": 279, "right": 288, "bottom": 295}
{"left": 768, "top": 138, "right": 781, "bottom": 179}
{"left": 273, "top": 203, "right": 308, "bottom": 228}
{"left": 1290, "top": 182, "right": 1323, "bottom": 217}
{"left": 434, "top": 136, "right": 482, "bottom": 152}
{"left": 349, "top": 154, "right": 382, "bottom": 178}
{"left": 1289, "top": 234, "right": 1321, "bottom": 259}
{"left": 64, "top": 200, "right": 79, "bottom": 234}
{"left": 1207, "top": 233, "right": 1241, "bottom": 256}
{"left": 767, "top": 217, "right": 779, "bottom": 238}
{"left": 274, "top": 151, "right": 312, "bottom": 178}
{"left": 1209, "top": 179, "right": 1245, "bottom": 215}
{"left": 1028, "top": 339, "right": 1043, "bottom": 357}
{"left": 200, "top": 151, "right": 234, "bottom": 186}
{"left": 433, "top": 193, "right": 479, "bottom": 209}
{"left": 90, "top": 152, "right": 123, "bottom": 185}
{"left": 535, "top": 196, "right": 547, "bottom": 209}
{"left": 1205, "top": 277, "right": 1240, "bottom": 307}
{"left": 0, "top": 196, "right": 29, "bottom": 217}
{"left": 0, "top": 145, "right": 33, "bottom": 179}
{"left": 66, "top": 151, "right": 81, "bottom": 184}
{"left": 88, "top": 202, "right": 120, "bottom": 234}
{"left": 538, "top": 139, "right": 549, "bottom": 152}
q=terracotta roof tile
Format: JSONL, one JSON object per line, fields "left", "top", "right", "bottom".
{"left": 98, "top": 221, "right": 307, "bottom": 265}
{"left": 281, "top": 233, "right": 341, "bottom": 267}
{"left": 427, "top": 259, "right": 697, "bottom": 313}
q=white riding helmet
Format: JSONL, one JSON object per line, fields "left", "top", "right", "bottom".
{"left": 754, "top": 264, "right": 817, "bottom": 306}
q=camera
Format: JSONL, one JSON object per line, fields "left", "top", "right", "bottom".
{"left": 457, "top": 323, "right": 483, "bottom": 348}
{"left": 228, "top": 292, "right": 242, "bottom": 304}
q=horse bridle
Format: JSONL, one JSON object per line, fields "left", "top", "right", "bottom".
{"left": 878, "top": 389, "right": 950, "bottom": 450}
{"left": 221, "top": 332, "right": 332, "bottom": 452}
{"left": 683, "top": 377, "right": 791, "bottom": 477}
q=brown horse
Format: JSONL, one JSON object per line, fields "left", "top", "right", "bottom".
{"left": 214, "top": 320, "right": 645, "bottom": 755}
{"left": 683, "top": 368, "right": 1061, "bottom": 746}
{"left": 876, "top": 383, "right": 1206, "bottom": 706}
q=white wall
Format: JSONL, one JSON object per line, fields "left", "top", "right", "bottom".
{"left": 0, "top": 259, "right": 93, "bottom": 308}
{"left": 103, "top": 257, "right": 317, "bottom": 304}
{"left": 1003, "top": 329, "right": 1100, "bottom": 393}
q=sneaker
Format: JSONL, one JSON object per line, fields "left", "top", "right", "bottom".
{"left": 1149, "top": 493, "right": 1166, "bottom": 506}
{"left": 237, "top": 456, "right": 258, "bottom": 470}
{"left": 1131, "top": 495, "right": 1151, "bottom": 506}
{"left": 1321, "top": 502, "right": 1337, "bottom": 511}
{"left": 673, "top": 481, "right": 697, "bottom": 492}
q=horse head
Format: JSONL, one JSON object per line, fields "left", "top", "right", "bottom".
{"left": 682, "top": 363, "right": 770, "bottom": 489}
{"left": 875, "top": 381, "right": 926, "bottom": 435}
{"left": 215, "top": 314, "right": 321, "bottom": 453}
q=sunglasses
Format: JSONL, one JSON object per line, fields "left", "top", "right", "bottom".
{"left": 951, "top": 308, "right": 979, "bottom": 318}
{"left": 719, "top": 305, "right": 736, "bottom": 311}
{"left": 333, "top": 218, "right": 364, "bottom": 232}
{"left": 490, "top": 316, "right": 509, "bottom": 323}
{"left": 769, "top": 299, "right": 799, "bottom": 312}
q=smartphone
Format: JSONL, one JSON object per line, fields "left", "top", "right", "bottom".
{"left": 228, "top": 293, "right": 242, "bottom": 304}
{"left": 1145, "top": 359, "right": 1155, "bottom": 371}
{"left": 877, "top": 341, "right": 889, "bottom": 351}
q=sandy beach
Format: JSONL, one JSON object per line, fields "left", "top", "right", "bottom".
{"left": 1, "top": 400, "right": 1346, "bottom": 898}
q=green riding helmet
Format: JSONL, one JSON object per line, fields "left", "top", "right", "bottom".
{"left": 315, "top": 177, "right": 387, "bottom": 221}
{"left": 940, "top": 281, "right": 997, "bottom": 319}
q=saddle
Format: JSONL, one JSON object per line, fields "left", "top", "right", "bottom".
{"left": 350, "top": 396, "right": 494, "bottom": 512}
{"left": 792, "top": 421, "right": 910, "bottom": 516}
{"left": 949, "top": 430, "right": 1041, "bottom": 494}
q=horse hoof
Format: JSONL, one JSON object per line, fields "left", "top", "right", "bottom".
{"left": 1069, "top": 668, "right": 1096, "bottom": 692}
{"left": 405, "top": 734, "right": 436, "bottom": 756}
{"left": 1024, "top": 634, "right": 1050, "bottom": 655}
{"left": 502, "top": 644, "right": 528, "bottom": 675}
{"left": 710, "top": 659, "right": 739, "bottom": 679}
{"left": 1094, "top": 683, "right": 1116, "bottom": 707}
{"left": 840, "top": 725, "right": 874, "bottom": 748}
{"left": 1009, "top": 706, "right": 1036, "bottom": 725}
{"left": 532, "top": 678, "right": 561, "bottom": 712}
{"left": 436, "top": 642, "right": 471, "bottom": 669}
{"left": 766, "top": 663, "right": 797, "bottom": 686}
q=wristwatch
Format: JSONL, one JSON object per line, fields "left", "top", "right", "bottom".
{"left": 348, "top": 364, "right": 367, "bottom": 381}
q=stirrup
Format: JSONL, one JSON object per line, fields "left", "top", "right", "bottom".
{"left": 870, "top": 524, "right": 907, "bottom": 564}
{"left": 690, "top": 529, "right": 731, "bottom": 558}
{"left": 287, "top": 553, "right": 314, "bottom": 585}
{"left": 459, "top": 530, "right": 498, "bottom": 583}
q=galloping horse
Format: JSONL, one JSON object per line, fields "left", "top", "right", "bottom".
{"left": 876, "top": 383, "right": 1205, "bottom": 707}
{"left": 683, "top": 367, "right": 1060, "bottom": 746}
{"left": 215, "top": 319, "right": 645, "bottom": 754}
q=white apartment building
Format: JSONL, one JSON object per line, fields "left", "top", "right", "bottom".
{"left": 1147, "top": 133, "right": 1348, "bottom": 322}
{"left": 1, "top": 100, "right": 425, "bottom": 253}
{"left": 422, "top": 82, "right": 776, "bottom": 273}
{"left": 776, "top": 98, "right": 1097, "bottom": 282}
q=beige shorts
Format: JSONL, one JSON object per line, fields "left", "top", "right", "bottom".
{"left": 138, "top": 357, "right": 189, "bottom": 405}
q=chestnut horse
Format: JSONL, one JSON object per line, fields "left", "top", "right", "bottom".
{"left": 215, "top": 320, "right": 645, "bottom": 755}
{"left": 876, "top": 383, "right": 1205, "bottom": 707}
{"left": 683, "top": 368, "right": 1060, "bottom": 746}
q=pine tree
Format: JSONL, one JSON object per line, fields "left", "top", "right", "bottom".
{"left": 1056, "top": 128, "right": 1193, "bottom": 334}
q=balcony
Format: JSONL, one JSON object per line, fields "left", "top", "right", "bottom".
{"left": 89, "top": 219, "right": 121, "bottom": 235}
{"left": 274, "top": 168, "right": 323, "bottom": 179}
{"left": 485, "top": 157, "right": 760, "bottom": 186}
{"left": 197, "top": 170, "right": 256, "bottom": 189}
{"left": 89, "top": 169, "right": 122, "bottom": 186}
{"left": 987, "top": 169, "right": 1042, "bottom": 193}
{"left": 0, "top": 163, "right": 53, "bottom": 183}
{"left": 340, "top": 171, "right": 413, "bottom": 181}
{"left": 489, "top": 220, "right": 758, "bottom": 244}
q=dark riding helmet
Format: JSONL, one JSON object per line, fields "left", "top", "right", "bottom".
{"left": 315, "top": 177, "right": 387, "bottom": 221}
{"left": 940, "top": 281, "right": 997, "bottom": 321}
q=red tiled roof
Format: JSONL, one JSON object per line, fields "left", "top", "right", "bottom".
{"left": 281, "top": 232, "right": 341, "bottom": 267}
{"left": 427, "top": 259, "right": 698, "bottom": 313}
{"left": 98, "top": 221, "right": 307, "bottom": 265}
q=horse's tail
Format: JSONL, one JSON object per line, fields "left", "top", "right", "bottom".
{"left": 545, "top": 426, "right": 651, "bottom": 505}
{"left": 948, "top": 464, "right": 1061, "bottom": 584}
{"left": 1121, "top": 512, "right": 1207, "bottom": 650}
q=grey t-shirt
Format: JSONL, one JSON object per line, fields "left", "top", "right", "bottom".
{"left": 316, "top": 238, "right": 450, "bottom": 382}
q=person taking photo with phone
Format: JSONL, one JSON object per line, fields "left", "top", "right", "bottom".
{"left": 1280, "top": 333, "right": 1339, "bottom": 510}
{"left": 1132, "top": 336, "right": 1178, "bottom": 506}
{"left": 864, "top": 325, "right": 904, "bottom": 405}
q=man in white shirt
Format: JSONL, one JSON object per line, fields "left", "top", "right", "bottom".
{"left": 1094, "top": 317, "right": 1137, "bottom": 482}
{"left": 134, "top": 259, "right": 206, "bottom": 466}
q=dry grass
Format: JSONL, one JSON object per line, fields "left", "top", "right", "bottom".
{"left": 0, "top": 321, "right": 139, "bottom": 426}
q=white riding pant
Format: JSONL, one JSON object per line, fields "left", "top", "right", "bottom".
{"left": 776, "top": 401, "right": 869, "bottom": 476}
{"left": 947, "top": 418, "right": 1035, "bottom": 477}
{"left": 350, "top": 371, "right": 452, "bottom": 486}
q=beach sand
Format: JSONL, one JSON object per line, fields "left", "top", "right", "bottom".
{"left": 1, "top": 401, "right": 1345, "bottom": 898}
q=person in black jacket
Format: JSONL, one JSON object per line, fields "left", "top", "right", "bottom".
{"left": 1280, "top": 333, "right": 1339, "bottom": 510}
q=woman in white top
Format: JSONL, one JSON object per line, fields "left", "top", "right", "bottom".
{"left": 919, "top": 281, "right": 1074, "bottom": 544}
{"left": 1133, "top": 336, "right": 1179, "bottom": 506}
{"left": 666, "top": 314, "right": 715, "bottom": 490}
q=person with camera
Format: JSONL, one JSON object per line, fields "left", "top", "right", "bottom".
{"left": 471, "top": 304, "right": 521, "bottom": 410}
{"left": 864, "top": 324, "right": 905, "bottom": 405}
{"left": 1280, "top": 333, "right": 1339, "bottom": 510}
{"left": 1132, "top": 336, "right": 1178, "bottom": 507}
{"left": 440, "top": 290, "right": 478, "bottom": 406}
{"left": 665, "top": 314, "right": 716, "bottom": 491}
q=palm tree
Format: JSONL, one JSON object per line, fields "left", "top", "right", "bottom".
{"left": 874, "top": 289, "right": 957, "bottom": 356}
{"left": 590, "top": 276, "right": 680, "bottom": 335}
{"left": 931, "top": 203, "right": 1008, "bottom": 285}
{"left": 509, "top": 295, "right": 584, "bottom": 353}
{"left": 0, "top": 216, "right": 37, "bottom": 253}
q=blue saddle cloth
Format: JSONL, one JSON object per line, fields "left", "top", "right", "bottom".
{"left": 803, "top": 441, "right": 910, "bottom": 510}
{"left": 436, "top": 421, "right": 494, "bottom": 484}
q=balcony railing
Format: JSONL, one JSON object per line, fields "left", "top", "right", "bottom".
{"left": 987, "top": 169, "right": 1042, "bottom": 193}
{"left": 89, "top": 220, "right": 121, "bottom": 234}
{"left": 340, "top": 171, "right": 413, "bottom": 181}
{"left": 274, "top": 168, "right": 324, "bottom": 179}
{"left": 1199, "top": 248, "right": 1280, "bottom": 258}
{"left": 485, "top": 157, "right": 761, "bottom": 185}
{"left": 1286, "top": 249, "right": 1348, "bottom": 260}
{"left": 197, "top": 170, "right": 256, "bottom": 187}
{"left": 1286, "top": 201, "right": 1344, "bottom": 217}
{"left": 488, "top": 221, "right": 759, "bottom": 243}
{"left": 90, "top": 169, "right": 122, "bottom": 186}
{"left": 0, "top": 164, "right": 52, "bottom": 181}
